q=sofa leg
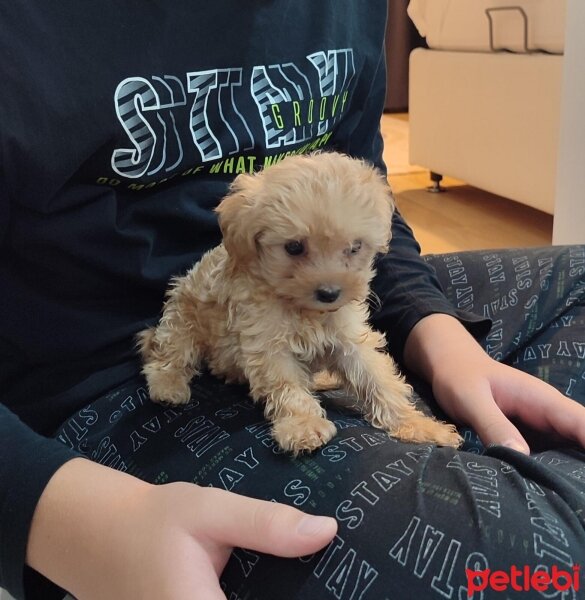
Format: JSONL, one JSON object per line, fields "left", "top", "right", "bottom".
{"left": 427, "top": 171, "right": 446, "bottom": 193}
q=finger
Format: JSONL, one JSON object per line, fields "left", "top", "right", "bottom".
{"left": 449, "top": 380, "right": 530, "bottom": 453}
{"left": 492, "top": 370, "right": 585, "bottom": 449}
{"left": 514, "top": 388, "right": 585, "bottom": 448}
{"left": 473, "top": 404, "right": 530, "bottom": 454}
{"left": 545, "top": 398, "right": 585, "bottom": 447}
{"left": 194, "top": 488, "right": 338, "bottom": 557}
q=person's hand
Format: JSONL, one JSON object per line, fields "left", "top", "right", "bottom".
{"left": 27, "top": 458, "right": 337, "bottom": 599}
{"left": 404, "top": 313, "right": 585, "bottom": 454}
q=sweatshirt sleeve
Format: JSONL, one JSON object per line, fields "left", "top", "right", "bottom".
{"left": 0, "top": 403, "right": 79, "bottom": 600}
{"left": 346, "top": 44, "right": 490, "bottom": 362}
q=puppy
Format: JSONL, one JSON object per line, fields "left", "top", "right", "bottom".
{"left": 138, "top": 152, "right": 462, "bottom": 454}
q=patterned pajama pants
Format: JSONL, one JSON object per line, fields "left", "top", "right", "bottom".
{"left": 56, "top": 246, "right": 585, "bottom": 599}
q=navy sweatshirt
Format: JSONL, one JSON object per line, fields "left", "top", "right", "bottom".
{"left": 0, "top": 2, "right": 487, "bottom": 597}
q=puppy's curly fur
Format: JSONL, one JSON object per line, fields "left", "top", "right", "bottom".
{"left": 138, "top": 152, "right": 462, "bottom": 454}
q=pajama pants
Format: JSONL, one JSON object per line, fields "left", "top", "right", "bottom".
{"left": 55, "top": 246, "right": 585, "bottom": 599}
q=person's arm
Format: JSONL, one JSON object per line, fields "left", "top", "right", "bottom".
{"left": 343, "top": 41, "right": 489, "bottom": 363}
{"left": 26, "top": 458, "right": 337, "bottom": 600}
{"left": 370, "top": 210, "right": 490, "bottom": 363}
{"left": 0, "top": 405, "right": 79, "bottom": 599}
{"left": 0, "top": 404, "right": 336, "bottom": 600}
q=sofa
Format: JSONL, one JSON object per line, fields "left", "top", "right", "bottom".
{"left": 407, "top": 0, "right": 566, "bottom": 215}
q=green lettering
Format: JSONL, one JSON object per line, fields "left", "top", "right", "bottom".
{"left": 271, "top": 104, "right": 284, "bottom": 129}
{"left": 235, "top": 156, "right": 247, "bottom": 174}
{"left": 319, "top": 97, "right": 327, "bottom": 121}
{"left": 341, "top": 90, "right": 349, "bottom": 112}
{"left": 293, "top": 101, "right": 302, "bottom": 127}
{"left": 318, "top": 132, "right": 333, "bottom": 147}
{"left": 331, "top": 94, "right": 340, "bottom": 116}
{"left": 223, "top": 157, "right": 234, "bottom": 173}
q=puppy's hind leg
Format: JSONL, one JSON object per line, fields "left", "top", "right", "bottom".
{"left": 334, "top": 329, "right": 462, "bottom": 447}
{"left": 311, "top": 370, "right": 342, "bottom": 392}
{"left": 138, "top": 283, "right": 204, "bottom": 405}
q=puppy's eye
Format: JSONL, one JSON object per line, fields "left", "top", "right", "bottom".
{"left": 347, "top": 240, "right": 362, "bottom": 256}
{"left": 284, "top": 240, "right": 305, "bottom": 256}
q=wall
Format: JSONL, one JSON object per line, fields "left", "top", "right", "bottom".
{"left": 553, "top": 0, "right": 585, "bottom": 244}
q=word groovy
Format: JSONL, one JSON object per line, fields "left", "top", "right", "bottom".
{"left": 466, "top": 565, "right": 580, "bottom": 596}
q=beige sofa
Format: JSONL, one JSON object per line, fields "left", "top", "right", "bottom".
{"left": 407, "top": 0, "right": 566, "bottom": 215}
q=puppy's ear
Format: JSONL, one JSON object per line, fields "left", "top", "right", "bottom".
{"left": 359, "top": 165, "right": 395, "bottom": 253}
{"left": 215, "top": 173, "right": 262, "bottom": 265}
{"left": 376, "top": 185, "right": 395, "bottom": 254}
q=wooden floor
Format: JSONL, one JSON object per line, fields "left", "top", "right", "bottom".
{"left": 381, "top": 114, "right": 554, "bottom": 255}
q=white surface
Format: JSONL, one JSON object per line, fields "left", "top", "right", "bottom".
{"left": 408, "top": 0, "right": 566, "bottom": 54}
{"left": 553, "top": 0, "right": 585, "bottom": 244}
{"left": 409, "top": 49, "right": 563, "bottom": 214}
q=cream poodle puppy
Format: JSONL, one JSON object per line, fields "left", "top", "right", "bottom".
{"left": 138, "top": 152, "right": 462, "bottom": 454}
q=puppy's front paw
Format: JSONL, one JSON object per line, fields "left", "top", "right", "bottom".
{"left": 272, "top": 415, "right": 337, "bottom": 455}
{"left": 145, "top": 369, "right": 192, "bottom": 405}
{"left": 392, "top": 412, "right": 463, "bottom": 448}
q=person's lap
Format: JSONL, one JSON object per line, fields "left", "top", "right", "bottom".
{"left": 54, "top": 373, "right": 585, "bottom": 598}
{"left": 54, "top": 246, "right": 585, "bottom": 598}
{"left": 425, "top": 245, "right": 585, "bottom": 399}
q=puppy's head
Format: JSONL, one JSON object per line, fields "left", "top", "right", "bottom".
{"left": 216, "top": 152, "right": 394, "bottom": 312}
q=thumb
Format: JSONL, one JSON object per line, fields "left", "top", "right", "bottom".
{"left": 468, "top": 399, "right": 530, "bottom": 455}
{"left": 198, "top": 488, "right": 338, "bottom": 557}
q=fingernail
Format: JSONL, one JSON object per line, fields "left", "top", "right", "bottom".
{"left": 297, "top": 515, "right": 336, "bottom": 536}
{"left": 502, "top": 440, "right": 529, "bottom": 454}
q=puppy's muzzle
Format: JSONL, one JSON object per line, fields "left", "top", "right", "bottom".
{"left": 315, "top": 286, "right": 341, "bottom": 304}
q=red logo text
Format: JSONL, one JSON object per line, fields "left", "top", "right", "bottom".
{"left": 466, "top": 565, "right": 580, "bottom": 596}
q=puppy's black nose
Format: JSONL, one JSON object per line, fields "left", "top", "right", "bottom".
{"left": 315, "top": 286, "right": 341, "bottom": 304}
